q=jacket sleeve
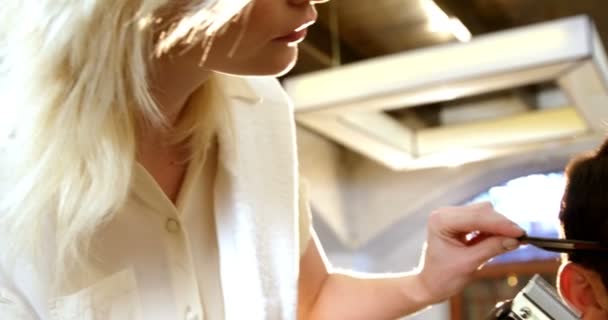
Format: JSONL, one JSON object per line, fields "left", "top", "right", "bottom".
{"left": 0, "top": 287, "right": 38, "bottom": 320}
{"left": 298, "top": 177, "right": 313, "bottom": 256}
{"left": 0, "top": 263, "right": 38, "bottom": 320}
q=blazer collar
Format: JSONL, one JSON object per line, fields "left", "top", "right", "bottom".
{"left": 211, "top": 72, "right": 263, "bottom": 105}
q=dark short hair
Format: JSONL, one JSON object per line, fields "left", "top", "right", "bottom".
{"left": 559, "top": 139, "right": 608, "bottom": 287}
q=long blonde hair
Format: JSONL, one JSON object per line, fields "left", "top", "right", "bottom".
{"left": 0, "top": 0, "right": 250, "bottom": 279}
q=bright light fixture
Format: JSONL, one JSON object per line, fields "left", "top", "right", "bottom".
{"left": 449, "top": 18, "right": 472, "bottom": 42}
{"left": 421, "top": 0, "right": 472, "bottom": 42}
{"left": 421, "top": 0, "right": 450, "bottom": 32}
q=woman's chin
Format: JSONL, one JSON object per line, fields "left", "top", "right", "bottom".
{"left": 252, "top": 47, "right": 299, "bottom": 76}
{"left": 205, "top": 46, "right": 299, "bottom": 77}
{"left": 273, "top": 58, "right": 298, "bottom": 77}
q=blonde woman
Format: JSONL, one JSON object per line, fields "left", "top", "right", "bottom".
{"left": 0, "top": 0, "right": 525, "bottom": 319}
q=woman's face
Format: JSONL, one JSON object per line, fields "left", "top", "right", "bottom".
{"left": 175, "top": 0, "right": 323, "bottom": 76}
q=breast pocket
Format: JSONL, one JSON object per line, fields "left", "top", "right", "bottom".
{"left": 50, "top": 269, "right": 142, "bottom": 320}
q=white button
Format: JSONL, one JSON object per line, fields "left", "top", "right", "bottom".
{"left": 165, "top": 218, "right": 181, "bottom": 233}
{"left": 185, "top": 306, "right": 200, "bottom": 320}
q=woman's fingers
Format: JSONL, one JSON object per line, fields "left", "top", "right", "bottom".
{"left": 417, "top": 202, "right": 526, "bottom": 302}
{"left": 418, "top": 202, "right": 527, "bottom": 303}
{"left": 430, "top": 202, "right": 525, "bottom": 238}
{"left": 466, "top": 236, "right": 521, "bottom": 268}
{"left": 464, "top": 232, "right": 489, "bottom": 246}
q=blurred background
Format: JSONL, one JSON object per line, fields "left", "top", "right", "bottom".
{"left": 281, "top": 1, "right": 608, "bottom": 319}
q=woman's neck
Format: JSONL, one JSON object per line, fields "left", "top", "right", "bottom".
{"left": 149, "top": 52, "right": 212, "bottom": 127}
{"left": 136, "top": 52, "right": 211, "bottom": 203}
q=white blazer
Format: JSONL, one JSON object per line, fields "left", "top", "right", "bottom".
{"left": 0, "top": 73, "right": 311, "bottom": 320}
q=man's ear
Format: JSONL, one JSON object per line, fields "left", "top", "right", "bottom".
{"left": 558, "top": 262, "right": 606, "bottom": 316}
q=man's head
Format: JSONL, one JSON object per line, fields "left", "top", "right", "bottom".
{"left": 558, "top": 139, "right": 608, "bottom": 319}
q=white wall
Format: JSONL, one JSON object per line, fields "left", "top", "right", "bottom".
{"left": 297, "top": 126, "right": 353, "bottom": 245}
{"left": 344, "top": 135, "right": 602, "bottom": 249}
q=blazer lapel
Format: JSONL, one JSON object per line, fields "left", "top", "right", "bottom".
{"left": 212, "top": 74, "right": 299, "bottom": 320}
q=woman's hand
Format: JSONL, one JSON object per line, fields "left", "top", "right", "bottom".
{"left": 416, "top": 202, "right": 525, "bottom": 304}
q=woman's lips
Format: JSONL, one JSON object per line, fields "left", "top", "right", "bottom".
{"left": 274, "top": 29, "right": 308, "bottom": 43}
